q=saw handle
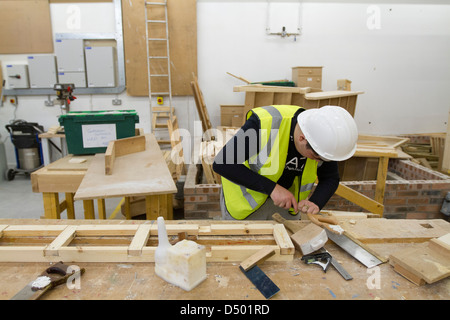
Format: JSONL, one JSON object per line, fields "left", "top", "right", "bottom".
{"left": 307, "top": 213, "right": 342, "bottom": 235}
{"left": 307, "top": 213, "right": 338, "bottom": 226}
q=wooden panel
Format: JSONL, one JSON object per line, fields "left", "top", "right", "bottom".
{"left": 74, "top": 134, "right": 177, "bottom": 200}
{"left": 342, "top": 219, "right": 450, "bottom": 243}
{"left": 390, "top": 234, "right": 450, "bottom": 285}
{"left": 0, "top": 0, "right": 53, "bottom": 53}
{"left": 122, "top": 0, "right": 197, "bottom": 96}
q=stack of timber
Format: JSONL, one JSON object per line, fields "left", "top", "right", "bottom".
{"left": 336, "top": 134, "right": 409, "bottom": 181}
{"left": 400, "top": 133, "right": 446, "bottom": 172}
{"left": 389, "top": 233, "right": 450, "bottom": 286}
{"left": 199, "top": 141, "right": 222, "bottom": 184}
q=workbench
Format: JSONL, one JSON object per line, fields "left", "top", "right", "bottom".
{"left": 0, "top": 218, "right": 448, "bottom": 300}
{"left": 31, "top": 134, "right": 177, "bottom": 220}
{"left": 38, "top": 132, "right": 68, "bottom": 166}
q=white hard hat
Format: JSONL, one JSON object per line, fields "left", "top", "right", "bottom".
{"left": 297, "top": 106, "right": 358, "bottom": 161}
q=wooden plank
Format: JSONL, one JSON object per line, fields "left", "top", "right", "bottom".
{"left": 239, "top": 246, "right": 276, "bottom": 271}
{"left": 207, "top": 245, "right": 291, "bottom": 263}
{"left": 0, "top": 225, "right": 8, "bottom": 238}
{"left": 83, "top": 200, "right": 95, "bottom": 219}
{"left": 44, "top": 226, "right": 77, "bottom": 257}
{"left": 0, "top": 0, "right": 53, "bottom": 53}
{"left": 191, "top": 75, "right": 213, "bottom": 137}
{"left": 389, "top": 236, "right": 450, "bottom": 285}
{"left": 43, "top": 193, "right": 61, "bottom": 219}
{"left": 272, "top": 224, "right": 295, "bottom": 255}
{"left": 97, "top": 198, "right": 106, "bottom": 220}
{"left": 342, "top": 219, "right": 450, "bottom": 243}
{"left": 374, "top": 156, "right": 389, "bottom": 204}
{"left": 128, "top": 224, "right": 152, "bottom": 256}
{"left": 304, "top": 90, "right": 364, "bottom": 100}
{"left": 335, "top": 183, "right": 384, "bottom": 216}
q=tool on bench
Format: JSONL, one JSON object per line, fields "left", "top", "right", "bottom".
{"left": 11, "top": 261, "right": 85, "bottom": 300}
{"left": 302, "top": 249, "right": 353, "bottom": 281}
{"left": 306, "top": 212, "right": 384, "bottom": 268}
{"left": 307, "top": 212, "right": 342, "bottom": 234}
{"left": 272, "top": 213, "right": 328, "bottom": 255}
{"left": 239, "top": 246, "right": 280, "bottom": 299}
{"left": 302, "top": 251, "right": 331, "bottom": 272}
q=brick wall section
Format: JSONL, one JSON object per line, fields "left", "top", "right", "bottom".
{"left": 184, "top": 160, "right": 450, "bottom": 220}
{"left": 184, "top": 164, "right": 222, "bottom": 219}
{"left": 325, "top": 159, "right": 450, "bottom": 219}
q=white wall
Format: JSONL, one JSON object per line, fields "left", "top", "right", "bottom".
{"left": 1, "top": 1, "right": 450, "bottom": 168}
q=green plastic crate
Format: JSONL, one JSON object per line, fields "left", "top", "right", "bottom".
{"left": 58, "top": 110, "right": 139, "bottom": 155}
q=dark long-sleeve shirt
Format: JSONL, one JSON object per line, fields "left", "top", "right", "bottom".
{"left": 213, "top": 108, "right": 339, "bottom": 210}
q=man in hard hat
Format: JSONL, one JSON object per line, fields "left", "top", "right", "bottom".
{"left": 213, "top": 105, "right": 358, "bottom": 220}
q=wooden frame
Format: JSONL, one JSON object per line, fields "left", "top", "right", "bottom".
{"left": 0, "top": 222, "right": 294, "bottom": 263}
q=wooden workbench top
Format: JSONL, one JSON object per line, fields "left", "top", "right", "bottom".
{"left": 0, "top": 218, "right": 448, "bottom": 301}
{"left": 74, "top": 134, "right": 177, "bottom": 200}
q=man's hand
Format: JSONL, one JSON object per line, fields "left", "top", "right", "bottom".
{"left": 270, "top": 184, "right": 298, "bottom": 212}
{"left": 298, "top": 199, "right": 320, "bottom": 214}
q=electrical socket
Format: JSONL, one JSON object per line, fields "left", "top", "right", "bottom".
{"left": 112, "top": 98, "right": 122, "bottom": 106}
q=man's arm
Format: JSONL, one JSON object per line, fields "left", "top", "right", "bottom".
{"left": 212, "top": 114, "right": 277, "bottom": 195}
{"left": 306, "top": 161, "right": 340, "bottom": 211}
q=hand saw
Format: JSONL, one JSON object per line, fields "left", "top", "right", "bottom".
{"left": 307, "top": 213, "right": 385, "bottom": 268}
{"left": 11, "top": 261, "right": 85, "bottom": 300}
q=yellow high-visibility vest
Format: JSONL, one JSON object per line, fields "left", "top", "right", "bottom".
{"left": 221, "top": 105, "right": 318, "bottom": 220}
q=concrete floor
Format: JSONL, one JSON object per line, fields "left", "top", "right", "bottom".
{"left": 0, "top": 173, "right": 124, "bottom": 220}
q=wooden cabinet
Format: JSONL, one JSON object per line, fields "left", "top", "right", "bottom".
{"left": 220, "top": 105, "right": 245, "bottom": 127}
{"left": 292, "top": 66, "right": 323, "bottom": 89}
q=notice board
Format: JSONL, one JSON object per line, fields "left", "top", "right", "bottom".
{"left": 0, "top": 0, "right": 53, "bottom": 53}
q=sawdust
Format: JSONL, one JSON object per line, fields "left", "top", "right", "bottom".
{"left": 214, "top": 274, "right": 229, "bottom": 288}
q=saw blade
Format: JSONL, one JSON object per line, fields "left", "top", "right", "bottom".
{"left": 326, "top": 230, "right": 383, "bottom": 268}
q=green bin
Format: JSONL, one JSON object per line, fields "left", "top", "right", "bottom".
{"left": 59, "top": 110, "right": 139, "bottom": 155}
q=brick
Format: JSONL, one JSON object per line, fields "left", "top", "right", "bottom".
{"left": 385, "top": 198, "right": 406, "bottom": 205}
{"left": 185, "top": 195, "right": 207, "bottom": 202}
{"left": 183, "top": 203, "right": 196, "bottom": 211}
{"left": 197, "top": 203, "right": 220, "bottom": 211}
{"left": 406, "top": 212, "right": 428, "bottom": 219}
{"left": 417, "top": 204, "right": 441, "bottom": 212}
{"left": 394, "top": 206, "right": 416, "bottom": 212}
{"left": 397, "top": 191, "right": 419, "bottom": 197}
{"left": 406, "top": 198, "right": 429, "bottom": 205}
{"left": 431, "top": 183, "right": 450, "bottom": 190}
{"left": 421, "top": 190, "right": 442, "bottom": 196}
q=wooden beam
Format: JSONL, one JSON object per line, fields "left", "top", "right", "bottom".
{"left": 128, "top": 224, "right": 152, "bottom": 256}
{"left": 374, "top": 156, "right": 389, "bottom": 204}
{"left": 239, "top": 246, "right": 275, "bottom": 271}
{"left": 335, "top": 183, "right": 384, "bottom": 216}
{"left": 44, "top": 226, "right": 77, "bottom": 257}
